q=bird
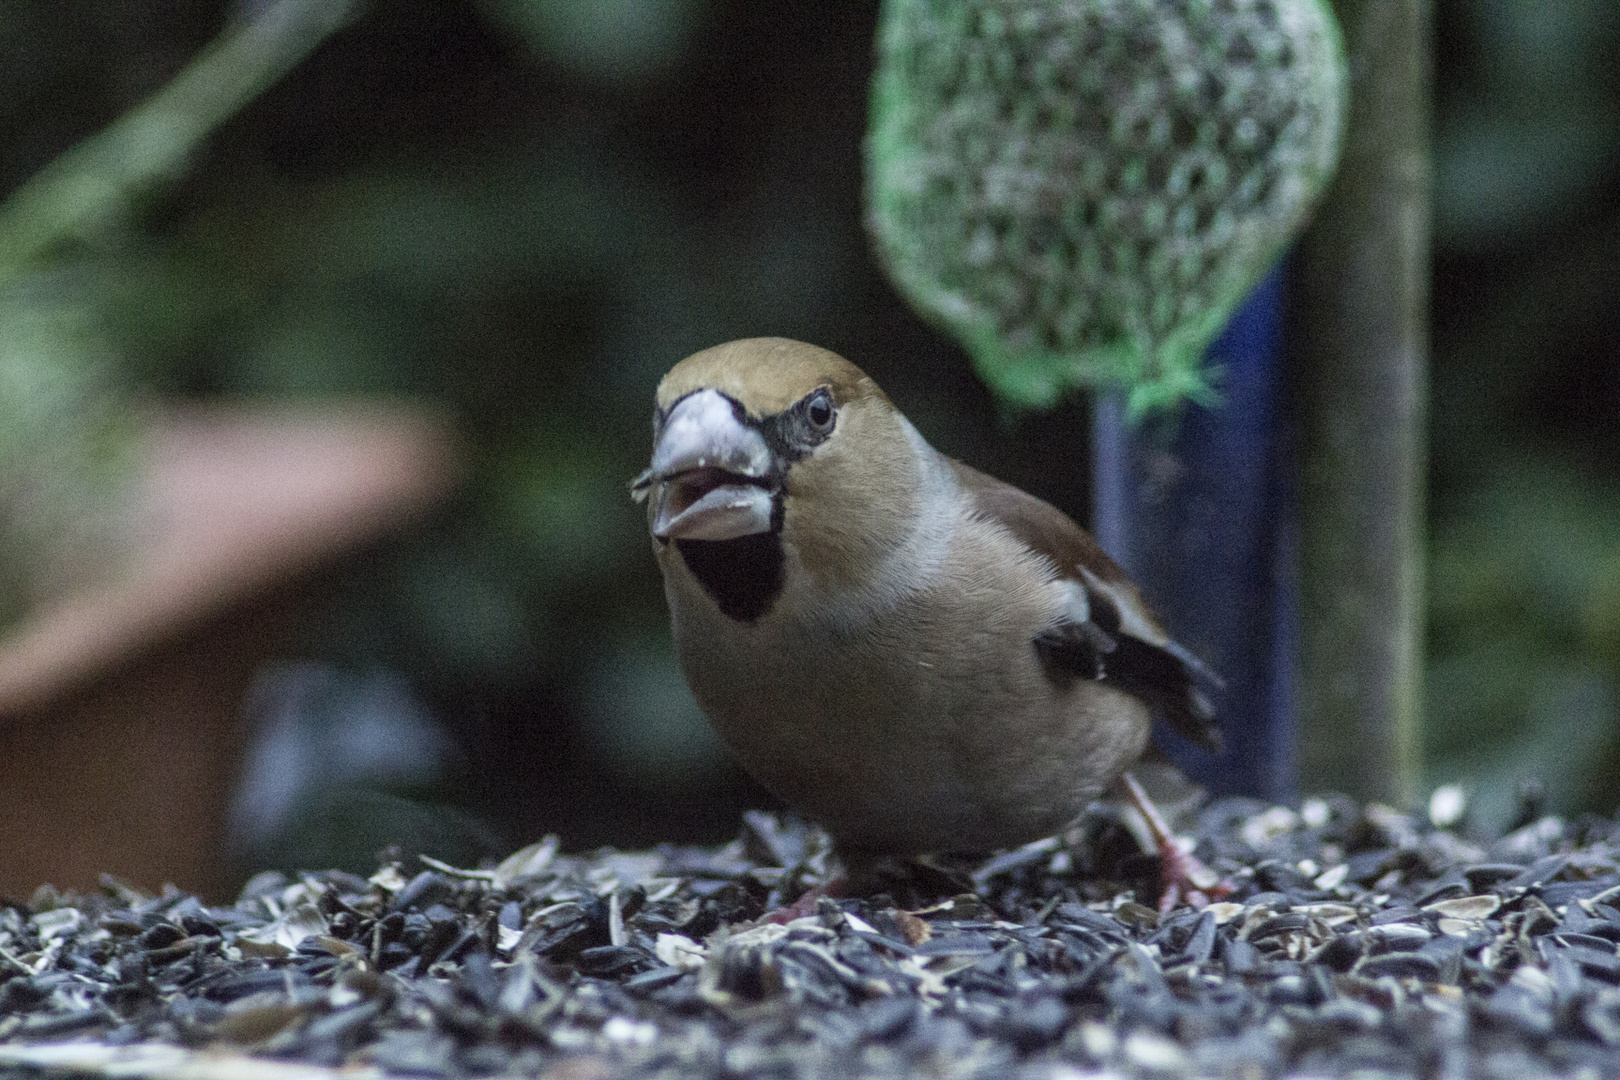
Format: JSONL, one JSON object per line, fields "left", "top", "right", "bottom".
{"left": 631, "top": 337, "right": 1223, "bottom": 907}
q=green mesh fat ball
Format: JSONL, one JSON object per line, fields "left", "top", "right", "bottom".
{"left": 866, "top": 0, "right": 1346, "bottom": 413}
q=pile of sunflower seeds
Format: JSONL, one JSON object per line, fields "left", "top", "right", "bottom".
{"left": 2, "top": 796, "right": 1619, "bottom": 1080}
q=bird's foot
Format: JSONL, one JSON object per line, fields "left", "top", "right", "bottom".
{"left": 1119, "top": 771, "right": 1233, "bottom": 913}
{"left": 759, "top": 877, "right": 848, "bottom": 925}
{"left": 1155, "top": 838, "right": 1232, "bottom": 914}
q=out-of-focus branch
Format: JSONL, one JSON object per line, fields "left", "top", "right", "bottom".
{"left": 0, "top": 0, "right": 359, "bottom": 282}
{"left": 1291, "top": 0, "right": 1431, "bottom": 806}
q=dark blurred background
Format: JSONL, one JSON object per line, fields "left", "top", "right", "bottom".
{"left": 0, "top": 0, "right": 1615, "bottom": 883}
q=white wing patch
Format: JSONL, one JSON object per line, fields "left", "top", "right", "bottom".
{"left": 1077, "top": 565, "right": 1169, "bottom": 648}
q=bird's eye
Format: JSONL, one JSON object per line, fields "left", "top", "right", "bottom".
{"left": 804, "top": 390, "right": 834, "bottom": 431}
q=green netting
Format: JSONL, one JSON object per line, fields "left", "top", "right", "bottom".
{"left": 866, "top": 0, "right": 1346, "bottom": 414}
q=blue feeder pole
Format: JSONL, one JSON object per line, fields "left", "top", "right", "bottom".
{"left": 1092, "top": 264, "right": 1296, "bottom": 801}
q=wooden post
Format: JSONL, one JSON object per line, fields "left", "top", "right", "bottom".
{"left": 1290, "top": 0, "right": 1430, "bottom": 806}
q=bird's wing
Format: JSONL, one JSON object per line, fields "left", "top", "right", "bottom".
{"left": 951, "top": 460, "right": 1222, "bottom": 753}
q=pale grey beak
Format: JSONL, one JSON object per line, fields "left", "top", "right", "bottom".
{"left": 634, "top": 389, "right": 776, "bottom": 542}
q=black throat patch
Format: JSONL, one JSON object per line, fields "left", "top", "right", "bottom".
{"left": 675, "top": 530, "right": 785, "bottom": 623}
{"left": 657, "top": 386, "right": 831, "bottom": 624}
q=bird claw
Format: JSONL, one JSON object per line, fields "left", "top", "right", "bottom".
{"left": 1156, "top": 841, "right": 1233, "bottom": 914}
{"left": 757, "top": 878, "right": 847, "bottom": 925}
{"left": 1119, "top": 771, "right": 1234, "bottom": 914}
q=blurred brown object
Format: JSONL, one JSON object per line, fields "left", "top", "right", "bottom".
{"left": 0, "top": 402, "right": 461, "bottom": 900}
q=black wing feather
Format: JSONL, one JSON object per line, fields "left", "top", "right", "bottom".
{"left": 1038, "top": 581, "right": 1223, "bottom": 755}
{"left": 950, "top": 458, "right": 1222, "bottom": 755}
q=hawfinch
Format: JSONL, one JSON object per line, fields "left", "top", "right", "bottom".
{"left": 632, "top": 338, "right": 1218, "bottom": 886}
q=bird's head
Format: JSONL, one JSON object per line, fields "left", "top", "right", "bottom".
{"left": 631, "top": 338, "right": 924, "bottom": 618}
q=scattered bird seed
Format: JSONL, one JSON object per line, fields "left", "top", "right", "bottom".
{"left": 1, "top": 796, "right": 1618, "bottom": 1078}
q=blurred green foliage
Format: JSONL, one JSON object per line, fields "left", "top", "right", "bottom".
{"left": 1428, "top": 461, "right": 1620, "bottom": 828}
{"left": 477, "top": 0, "right": 704, "bottom": 83}
{"left": 1427, "top": 0, "right": 1620, "bottom": 830}
{"left": 0, "top": 0, "right": 1615, "bottom": 867}
{"left": 0, "top": 275, "right": 134, "bottom": 627}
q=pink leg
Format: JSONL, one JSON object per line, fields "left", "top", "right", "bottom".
{"left": 1121, "top": 772, "right": 1232, "bottom": 913}
{"left": 760, "top": 877, "right": 848, "bottom": 925}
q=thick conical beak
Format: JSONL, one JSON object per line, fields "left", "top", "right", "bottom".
{"left": 632, "top": 389, "right": 776, "bottom": 542}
